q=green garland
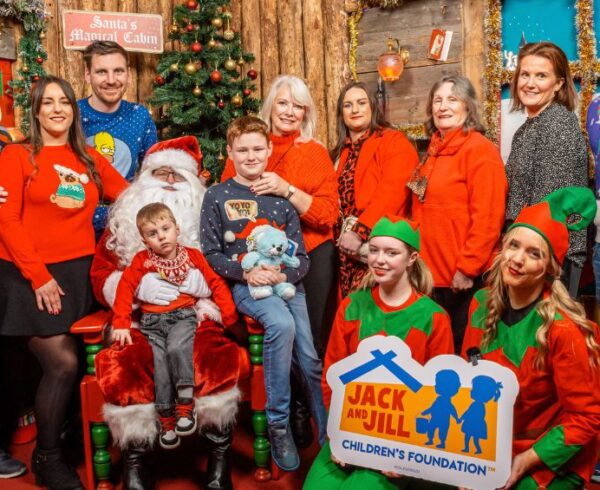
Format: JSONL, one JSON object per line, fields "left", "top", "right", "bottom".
{"left": 0, "top": 0, "right": 48, "bottom": 132}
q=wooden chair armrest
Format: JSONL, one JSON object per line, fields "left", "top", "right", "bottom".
{"left": 244, "top": 315, "right": 265, "bottom": 335}
{"left": 71, "top": 310, "right": 109, "bottom": 344}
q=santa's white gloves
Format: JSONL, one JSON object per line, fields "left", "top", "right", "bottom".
{"left": 137, "top": 273, "right": 180, "bottom": 306}
{"left": 179, "top": 268, "right": 212, "bottom": 298}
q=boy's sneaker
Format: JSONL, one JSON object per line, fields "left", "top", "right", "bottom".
{"left": 268, "top": 424, "right": 299, "bottom": 471}
{"left": 158, "top": 415, "right": 180, "bottom": 450}
{"left": 175, "top": 400, "right": 197, "bottom": 436}
{"left": 591, "top": 461, "right": 600, "bottom": 483}
{"left": 0, "top": 449, "right": 26, "bottom": 478}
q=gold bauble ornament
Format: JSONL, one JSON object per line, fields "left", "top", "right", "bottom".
{"left": 231, "top": 94, "right": 243, "bottom": 107}
{"left": 21, "top": 65, "right": 29, "bottom": 73}
{"left": 208, "top": 38, "right": 218, "bottom": 49}
{"left": 223, "top": 29, "right": 235, "bottom": 41}
{"left": 217, "top": 153, "right": 225, "bottom": 161}
{"left": 184, "top": 62, "right": 197, "bottom": 75}
{"left": 224, "top": 58, "right": 237, "bottom": 71}
{"left": 192, "top": 86, "right": 202, "bottom": 97}
{"left": 169, "top": 63, "right": 179, "bottom": 72}
{"left": 211, "top": 17, "right": 223, "bottom": 28}
{"left": 39, "top": 32, "right": 46, "bottom": 40}
{"left": 170, "top": 23, "right": 179, "bottom": 35}
{"left": 237, "top": 56, "right": 245, "bottom": 66}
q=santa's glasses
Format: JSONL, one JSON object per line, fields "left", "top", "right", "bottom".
{"left": 152, "top": 168, "right": 186, "bottom": 182}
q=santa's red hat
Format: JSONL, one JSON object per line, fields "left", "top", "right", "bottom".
{"left": 141, "top": 135, "right": 203, "bottom": 176}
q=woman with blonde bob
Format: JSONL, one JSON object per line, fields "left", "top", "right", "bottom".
{"left": 220, "top": 75, "right": 338, "bottom": 447}
{"left": 305, "top": 215, "right": 454, "bottom": 490}
{"left": 221, "top": 75, "right": 338, "bottom": 357}
{"left": 462, "top": 187, "right": 600, "bottom": 489}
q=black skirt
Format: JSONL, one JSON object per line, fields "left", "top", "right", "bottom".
{"left": 0, "top": 256, "right": 94, "bottom": 337}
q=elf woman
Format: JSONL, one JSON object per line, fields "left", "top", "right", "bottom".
{"left": 461, "top": 187, "right": 600, "bottom": 489}
{"left": 304, "top": 215, "right": 454, "bottom": 489}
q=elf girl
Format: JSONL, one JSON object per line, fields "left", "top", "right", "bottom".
{"left": 462, "top": 187, "right": 600, "bottom": 489}
{"left": 304, "top": 215, "right": 454, "bottom": 489}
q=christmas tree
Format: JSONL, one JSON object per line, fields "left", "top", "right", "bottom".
{"left": 149, "top": 0, "right": 260, "bottom": 182}
{"left": 1, "top": 0, "right": 48, "bottom": 132}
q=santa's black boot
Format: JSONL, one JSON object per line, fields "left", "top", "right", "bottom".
{"left": 122, "top": 445, "right": 154, "bottom": 490}
{"left": 204, "top": 426, "right": 233, "bottom": 490}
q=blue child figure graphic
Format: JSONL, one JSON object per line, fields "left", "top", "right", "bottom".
{"left": 421, "top": 369, "right": 461, "bottom": 449}
{"left": 460, "top": 375, "right": 503, "bottom": 454}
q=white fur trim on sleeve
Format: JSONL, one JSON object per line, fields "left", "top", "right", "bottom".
{"left": 194, "top": 298, "right": 222, "bottom": 324}
{"left": 102, "top": 271, "right": 123, "bottom": 308}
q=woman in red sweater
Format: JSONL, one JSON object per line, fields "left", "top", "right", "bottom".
{"left": 408, "top": 75, "right": 507, "bottom": 353}
{"left": 0, "top": 76, "right": 127, "bottom": 489}
{"left": 220, "top": 75, "right": 338, "bottom": 448}
{"left": 331, "top": 81, "right": 419, "bottom": 297}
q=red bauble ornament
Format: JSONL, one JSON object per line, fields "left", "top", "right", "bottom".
{"left": 36, "top": 57, "right": 44, "bottom": 64}
{"left": 155, "top": 75, "right": 165, "bottom": 85}
{"left": 32, "top": 75, "right": 40, "bottom": 82}
{"left": 217, "top": 100, "right": 225, "bottom": 109}
{"left": 191, "top": 41, "right": 202, "bottom": 53}
{"left": 186, "top": 23, "right": 194, "bottom": 32}
{"left": 210, "top": 69, "right": 222, "bottom": 83}
{"left": 186, "top": 0, "right": 198, "bottom": 9}
{"left": 243, "top": 88, "right": 252, "bottom": 96}
{"left": 247, "top": 69, "right": 258, "bottom": 80}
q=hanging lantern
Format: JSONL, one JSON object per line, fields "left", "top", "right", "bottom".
{"left": 377, "top": 38, "right": 409, "bottom": 82}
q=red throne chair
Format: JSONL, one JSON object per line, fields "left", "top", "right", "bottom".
{"left": 71, "top": 312, "right": 280, "bottom": 489}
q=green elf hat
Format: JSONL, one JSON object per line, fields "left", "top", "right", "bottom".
{"left": 370, "top": 215, "right": 421, "bottom": 251}
{"left": 508, "top": 186, "right": 597, "bottom": 265}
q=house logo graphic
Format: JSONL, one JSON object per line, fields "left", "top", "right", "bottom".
{"left": 327, "top": 335, "right": 519, "bottom": 489}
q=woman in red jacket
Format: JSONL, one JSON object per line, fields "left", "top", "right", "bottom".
{"left": 461, "top": 187, "right": 600, "bottom": 489}
{"left": 0, "top": 76, "right": 127, "bottom": 489}
{"left": 408, "top": 75, "right": 507, "bottom": 353}
{"left": 332, "top": 81, "right": 419, "bottom": 297}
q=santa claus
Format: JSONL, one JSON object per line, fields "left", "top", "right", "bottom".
{"left": 91, "top": 136, "right": 248, "bottom": 490}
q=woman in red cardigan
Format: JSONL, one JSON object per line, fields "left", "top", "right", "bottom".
{"left": 0, "top": 76, "right": 127, "bottom": 489}
{"left": 221, "top": 75, "right": 339, "bottom": 358}
{"left": 331, "top": 81, "right": 419, "bottom": 297}
{"left": 408, "top": 75, "right": 507, "bottom": 353}
{"left": 220, "top": 75, "right": 339, "bottom": 448}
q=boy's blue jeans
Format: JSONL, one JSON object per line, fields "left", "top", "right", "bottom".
{"left": 139, "top": 307, "right": 197, "bottom": 413}
{"left": 232, "top": 284, "right": 327, "bottom": 444}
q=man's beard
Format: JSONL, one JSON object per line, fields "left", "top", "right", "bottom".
{"left": 105, "top": 174, "right": 203, "bottom": 266}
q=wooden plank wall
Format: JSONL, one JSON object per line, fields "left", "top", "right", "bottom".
{"left": 355, "top": 0, "right": 485, "bottom": 127}
{"left": 14, "top": 0, "right": 349, "bottom": 146}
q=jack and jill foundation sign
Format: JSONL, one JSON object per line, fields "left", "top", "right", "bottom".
{"left": 62, "top": 10, "right": 163, "bottom": 54}
{"left": 327, "top": 336, "right": 519, "bottom": 489}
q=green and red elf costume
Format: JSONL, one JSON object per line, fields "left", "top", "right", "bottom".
{"left": 462, "top": 187, "right": 600, "bottom": 489}
{"left": 305, "top": 217, "right": 454, "bottom": 490}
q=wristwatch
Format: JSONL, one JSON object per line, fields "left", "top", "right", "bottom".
{"left": 286, "top": 185, "right": 297, "bottom": 199}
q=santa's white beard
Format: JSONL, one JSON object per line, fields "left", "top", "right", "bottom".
{"left": 106, "top": 171, "right": 205, "bottom": 267}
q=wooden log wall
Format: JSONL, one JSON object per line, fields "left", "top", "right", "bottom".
{"left": 354, "top": 0, "right": 484, "bottom": 128}
{"left": 11, "top": 0, "right": 349, "bottom": 147}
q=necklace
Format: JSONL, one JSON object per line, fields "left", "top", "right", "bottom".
{"left": 147, "top": 245, "right": 191, "bottom": 285}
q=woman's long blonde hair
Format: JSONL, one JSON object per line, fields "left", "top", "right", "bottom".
{"left": 482, "top": 229, "right": 600, "bottom": 369}
{"left": 358, "top": 243, "right": 434, "bottom": 297}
